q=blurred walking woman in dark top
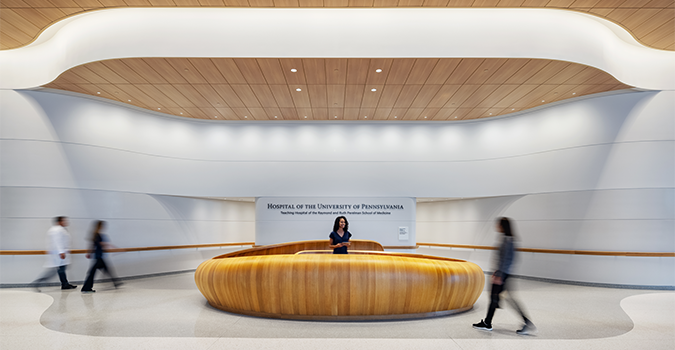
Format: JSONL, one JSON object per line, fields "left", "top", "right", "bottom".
{"left": 81, "top": 220, "right": 122, "bottom": 293}
{"left": 329, "top": 216, "right": 351, "bottom": 254}
{"left": 473, "top": 217, "right": 536, "bottom": 335}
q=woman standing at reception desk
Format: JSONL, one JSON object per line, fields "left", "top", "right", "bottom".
{"left": 329, "top": 216, "right": 352, "bottom": 254}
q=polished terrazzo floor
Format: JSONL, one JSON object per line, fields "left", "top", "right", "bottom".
{"left": 1, "top": 272, "right": 673, "bottom": 349}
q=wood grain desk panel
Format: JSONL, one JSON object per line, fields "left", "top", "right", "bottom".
{"left": 195, "top": 240, "right": 484, "bottom": 320}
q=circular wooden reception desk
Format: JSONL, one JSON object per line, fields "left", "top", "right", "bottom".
{"left": 195, "top": 240, "right": 484, "bottom": 320}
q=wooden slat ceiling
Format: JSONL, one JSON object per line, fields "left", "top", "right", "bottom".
{"left": 1, "top": 1, "right": 673, "bottom": 51}
{"left": 43, "top": 58, "right": 632, "bottom": 121}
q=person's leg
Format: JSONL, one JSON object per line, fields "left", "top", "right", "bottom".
{"left": 501, "top": 276, "right": 536, "bottom": 334}
{"left": 485, "top": 282, "right": 504, "bottom": 326}
{"left": 99, "top": 258, "right": 121, "bottom": 287}
{"left": 56, "top": 265, "right": 70, "bottom": 287}
{"left": 81, "top": 260, "right": 99, "bottom": 291}
{"left": 502, "top": 276, "right": 532, "bottom": 324}
{"left": 32, "top": 268, "right": 57, "bottom": 289}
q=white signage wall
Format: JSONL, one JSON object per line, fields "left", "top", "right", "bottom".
{"left": 256, "top": 197, "right": 416, "bottom": 247}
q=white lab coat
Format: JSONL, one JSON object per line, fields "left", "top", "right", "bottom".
{"left": 44, "top": 225, "right": 71, "bottom": 267}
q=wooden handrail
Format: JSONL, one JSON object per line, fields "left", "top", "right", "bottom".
{"left": 417, "top": 242, "right": 675, "bottom": 257}
{"left": 2, "top": 241, "right": 673, "bottom": 257}
{"left": 0, "top": 242, "right": 255, "bottom": 255}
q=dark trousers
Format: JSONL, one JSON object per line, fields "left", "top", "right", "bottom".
{"left": 485, "top": 274, "right": 529, "bottom": 325}
{"left": 82, "top": 258, "right": 119, "bottom": 291}
{"left": 33, "top": 265, "right": 70, "bottom": 287}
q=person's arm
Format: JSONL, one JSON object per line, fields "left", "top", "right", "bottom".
{"left": 328, "top": 237, "right": 342, "bottom": 249}
{"left": 54, "top": 229, "right": 67, "bottom": 260}
{"left": 493, "top": 238, "right": 514, "bottom": 284}
{"left": 342, "top": 232, "right": 352, "bottom": 247}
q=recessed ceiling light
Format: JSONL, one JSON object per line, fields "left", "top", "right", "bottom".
{"left": 296, "top": 88, "right": 302, "bottom": 92}
{"left": 291, "top": 69, "right": 297, "bottom": 72}
{"left": 454, "top": 116, "right": 458, "bottom": 119}
{"left": 274, "top": 116, "right": 277, "bottom": 118}
{"left": 572, "top": 92, "right": 576, "bottom": 95}
{"left": 127, "top": 100, "right": 131, "bottom": 102}
{"left": 96, "top": 92, "right": 100, "bottom": 94}
{"left": 394, "top": 116, "right": 397, "bottom": 118}
{"left": 512, "top": 108, "right": 515, "bottom": 111}
{"left": 244, "top": 116, "right": 248, "bottom": 118}
{"left": 335, "top": 116, "right": 338, "bottom": 118}
{"left": 364, "top": 116, "right": 368, "bottom": 118}
{"left": 489, "top": 113, "right": 492, "bottom": 115}
{"left": 158, "top": 108, "right": 161, "bottom": 110}
{"left": 424, "top": 116, "right": 427, "bottom": 118}
{"left": 542, "top": 100, "right": 545, "bottom": 102}
{"left": 375, "top": 69, "right": 382, "bottom": 73}
{"left": 371, "top": 88, "right": 377, "bottom": 92}
{"left": 214, "top": 116, "right": 217, "bottom": 118}
{"left": 304, "top": 116, "right": 307, "bottom": 118}
{"left": 180, "top": 112, "right": 183, "bottom": 115}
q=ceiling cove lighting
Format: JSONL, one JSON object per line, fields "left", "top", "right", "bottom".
{"left": 2, "top": 9, "right": 673, "bottom": 91}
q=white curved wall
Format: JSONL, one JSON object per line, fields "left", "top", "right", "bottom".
{"left": 1, "top": 88, "right": 673, "bottom": 285}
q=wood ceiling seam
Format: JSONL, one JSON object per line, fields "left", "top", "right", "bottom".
{"left": 632, "top": 8, "right": 675, "bottom": 37}
{"left": 648, "top": 27, "right": 675, "bottom": 48}
{"left": 405, "top": 58, "right": 440, "bottom": 85}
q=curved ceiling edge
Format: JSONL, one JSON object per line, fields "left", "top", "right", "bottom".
{"left": 1, "top": 8, "right": 673, "bottom": 91}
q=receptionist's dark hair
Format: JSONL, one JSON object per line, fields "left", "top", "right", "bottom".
{"left": 333, "top": 216, "right": 349, "bottom": 232}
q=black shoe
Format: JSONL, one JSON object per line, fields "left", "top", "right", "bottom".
{"left": 81, "top": 289, "right": 96, "bottom": 293}
{"left": 61, "top": 284, "right": 76, "bottom": 290}
{"left": 472, "top": 319, "right": 492, "bottom": 331}
{"left": 517, "top": 321, "right": 536, "bottom": 335}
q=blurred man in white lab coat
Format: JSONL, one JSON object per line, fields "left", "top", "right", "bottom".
{"left": 32, "top": 216, "right": 76, "bottom": 291}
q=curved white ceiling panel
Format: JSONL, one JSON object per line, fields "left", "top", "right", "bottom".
{"left": 1, "top": 8, "right": 673, "bottom": 90}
